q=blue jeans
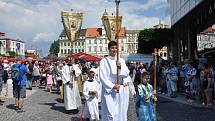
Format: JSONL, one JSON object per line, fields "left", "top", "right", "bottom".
{"left": 167, "top": 80, "right": 172, "bottom": 96}
{"left": 26, "top": 76, "right": 34, "bottom": 89}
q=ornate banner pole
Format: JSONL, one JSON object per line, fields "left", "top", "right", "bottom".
{"left": 153, "top": 48, "right": 158, "bottom": 111}
{"left": 102, "top": 0, "right": 122, "bottom": 93}
{"left": 115, "top": 0, "right": 120, "bottom": 93}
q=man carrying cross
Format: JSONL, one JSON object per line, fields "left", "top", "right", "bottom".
{"left": 99, "top": 41, "right": 130, "bottom": 121}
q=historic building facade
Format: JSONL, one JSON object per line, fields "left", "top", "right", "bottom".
{"left": 125, "top": 30, "right": 139, "bottom": 53}
{"left": 0, "top": 38, "right": 25, "bottom": 58}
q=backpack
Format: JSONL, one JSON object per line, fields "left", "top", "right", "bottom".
{"left": 11, "top": 64, "right": 22, "bottom": 81}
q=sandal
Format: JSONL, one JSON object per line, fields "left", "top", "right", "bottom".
{"left": 17, "top": 107, "right": 25, "bottom": 113}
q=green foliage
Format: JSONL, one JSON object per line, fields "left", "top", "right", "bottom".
{"left": 8, "top": 51, "right": 16, "bottom": 58}
{"left": 49, "top": 40, "right": 59, "bottom": 56}
{"left": 137, "top": 28, "right": 173, "bottom": 53}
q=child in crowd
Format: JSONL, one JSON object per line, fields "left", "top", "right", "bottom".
{"left": 82, "top": 71, "right": 100, "bottom": 121}
{"left": 46, "top": 71, "right": 53, "bottom": 92}
{"left": 136, "top": 72, "right": 157, "bottom": 121}
{"left": 184, "top": 78, "right": 193, "bottom": 102}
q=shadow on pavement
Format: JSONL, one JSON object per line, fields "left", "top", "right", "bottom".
{"left": 6, "top": 104, "right": 16, "bottom": 110}
{"left": 191, "top": 106, "right": 214, "bottom": 111}
{"left": 40, "top": 102, "right": 66, "bottom": 114}
{"left": 51, "top": 91, "right": 60, "bottom": 95}
{"left": 56, "top": 98, "right": 64, "bottom": 103}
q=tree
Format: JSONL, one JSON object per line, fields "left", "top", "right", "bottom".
{"left": 49, "top": 40, "right": 59, "bottom": 56}
{"left": 8, "top": 51, "right": 16, "bottom": 58}
{"left": 137, "top": 28, "right": 173, "bottom": 53}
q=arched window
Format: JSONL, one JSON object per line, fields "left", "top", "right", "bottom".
{"left": 164, "top": 52, "right": 167, "bottom": 57}
{"left": 160, "top": 52, "right": 163, "bottom": 57}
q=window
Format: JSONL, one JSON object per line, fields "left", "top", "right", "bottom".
{"left": 94, "top": 39, "right": 97, "bottom": 44}
{"left": 164, "top": 52, "right": 167, "bottom": 57}
{"left": 82, "top": 42, "right": 84, "bottom": 46}
{"left": 68, "top": 42, "right": 70, "bottom": 46}
{"left": 64, "top": 42, "right": 66, "bottom": 46}
{"left": 121, "top": 39, "right": 123, "bottom": 43}
{"left": 89, "top": 40, "right": 91, "bottom": 44}
{"left": 82, "top": 49, "right": 84, "bottom": 52}
{"left": 61, "top": 49, "right": 63, "bottom": 54}
{"left": 121, "top": 46, "right": 124, "bottom": 51}
{"left": 75, "top": 42, "right": 77, "bottom": 46}
{"left": 64, "top": 49, "right": 67, "bottom": 54}
{"left": 94, "top": 46, "right": 97, "bottom": 52}
{"left": 100, "top": 46, "right": 102, "bottom": 51}
{"left": 128, "top": 45, "right": 131, "bottom": 49}
{"left": 79, "top": 49, "right": 81, "bottom": 52}
{"left": 89, "top": 47, "right": 91, "bottom": 52}
{"left": 105, "top": 47, "right": 108, "bottom": 51}
{"left": 78, "top": 42, "right": 80, "bottom": 46}
{"left": 97, "top": 39, "right": 101, "bottom": 44}
{"left": 160, "top": 52, "right": 163, "bottom": 57}
{"left": 61, "top": 42, "right": 63, "bottom": 46}
{"left": 68, "top": 49, "right": 70, "bottom": 54}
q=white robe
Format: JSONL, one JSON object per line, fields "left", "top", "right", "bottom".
{"left": 90, "top": 67, "right": 102, "bottom": 102}
{"left": 118, "top": 76, "right": 132, "bottom": 121}
{"left": 99, "top": 56, "right": 129, "bottom": 121}
{"left": 62, "top": 64, "right": 82, "bottom": 110}
{"left": 83, "top": 80, "right": 100, "bottom": 120}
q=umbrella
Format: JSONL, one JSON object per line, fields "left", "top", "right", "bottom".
{"left": 73, "top": 52, "right": 86, "bottom": 59}
{"left": 80, "top": 54, "right": 102, "bottom": 62}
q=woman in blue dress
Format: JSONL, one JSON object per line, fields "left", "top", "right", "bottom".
{"left": 136, "top": 72, "right": 157, "bottom": 121}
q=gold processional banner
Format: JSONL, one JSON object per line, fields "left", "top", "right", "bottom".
{"left": 61, "top": 11, "right": 83, "bottom": 42}
{"left": 102, "top": 15, "right": 122, "bottom": 41}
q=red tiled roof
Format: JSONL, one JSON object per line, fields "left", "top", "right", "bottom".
{"left": 86, "top": 28, "right": 102, "bottom": 38}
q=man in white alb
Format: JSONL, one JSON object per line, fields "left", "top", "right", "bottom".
{"left": 99, "top": 41, "right": 130, "bottom": 121}
{"left": 62, "top": 56, "right": 82, "bottom": 114}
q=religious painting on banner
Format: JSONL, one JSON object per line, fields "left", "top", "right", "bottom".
{"left": 61, "top": 11, "right": 83, "bottom": 42}
{"left": 16, "top": 43, "right": 20, "bottom": 50}
{"left": 102, "top": 15, "right": 122, "bottom": 41}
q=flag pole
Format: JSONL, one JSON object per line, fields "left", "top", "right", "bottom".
{"left": 115, "top": 0, "right": 120, "bottom": 93}
{"left": 153, "top": 48, "right": 157, "bottom": 111}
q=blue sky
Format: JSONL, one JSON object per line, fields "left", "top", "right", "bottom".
{"left": 0, "top": 0, "right": 170, "bottom": 56}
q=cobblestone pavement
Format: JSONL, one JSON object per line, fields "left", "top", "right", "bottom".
{"left": 0, "top": 87, "right": 137, "bottom": 121}
{"left": 157, "top": 97, "right": 215, "bottom": 121}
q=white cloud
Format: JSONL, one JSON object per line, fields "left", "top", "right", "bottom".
{"left": 32, "top": 32, "right": 55, "bottom": 42}
{"left": 0, "top": 0, "right": 169, "bottom": 55}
